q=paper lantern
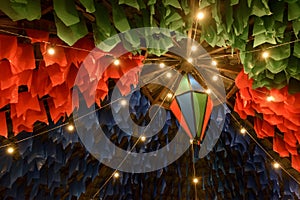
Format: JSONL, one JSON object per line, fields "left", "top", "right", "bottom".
{"left": 170, "top": 74, "right": 213, "bottom": 142}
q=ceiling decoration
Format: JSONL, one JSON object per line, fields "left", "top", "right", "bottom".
{"left": 0, "top": 90, "right": 299, "bottom": 199}
{"left": 0, "top": 0, "right": 300, "bottom": 199}
{"left": 170, "top": 73, "right": 213, "bottom": 141}
{"left": 199, "top": 0, "right": 300, "bottom": 92}
{"left": 0, "top": 31, "right": 144, "bottom": 136}
{"left": 234, "top": 70, "right": 300, "bottom": 171}
{"left": 1, "top": 0, "right": 299, "bottom": 89}
{"left": 0, "top": 0, "right": 192, "bottom": 54}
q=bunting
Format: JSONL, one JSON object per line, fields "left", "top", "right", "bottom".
{"left": 0, "top": 108, "right": 298, "bottom": 199}
{"left": 234, "top": 70, "right": 300, "bottom": 171}
{"left": 0, "top": 31, "right": 144, "bottom": 136}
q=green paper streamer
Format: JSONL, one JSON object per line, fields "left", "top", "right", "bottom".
{"left": 53, "top": 0, "right": 79, "bottom": 26}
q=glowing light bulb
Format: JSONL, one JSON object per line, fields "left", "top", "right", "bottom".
{"left": 240, "top": 127, "right": 246, "bottom": 134}
{"left": 212, "top": 75, "right": 218, "bottom": 81}
{"left": 197, "top": 12, "right": 204, "bottom": 20}
{"left": 166, "top": 72, "right": 172, "bottom": 78}
{"left": 167, "top": 93, "right": 173, "bottom": 98}
{"left": 205, "top": 88, "right": 211, "bottom": 94}
{"left": 211, "top": 60, "right": 217, "bottom": 66}
{"left": 120, "top": 99, "right": 128, "bottom": 106}
{"left": 47, "top": 47, "right": 55, "bottom": 55}
{"left": 191, "top": 45, "right": 197, "bottom": 51}
{"left": 193, "top": 178, "right": 199, "bottom": 184}
{"left": 159, "top": 63, "right": 165, "bottom": 68}
{"left": 187, "top": 58, "right": 193, "bottom": 63}
{"left": 262, "top": 51, "right": 269, "bottom": 59}
{"left": 114, "top": 172, "right": 120, "bottom": 178}
{"left": 67, "top": 124, "right": 75, "bottom": 132}
{"left": 266, "top": 96, "right": 275, "bottom": 102}
{"left": 7, "top": 147, "right": 14, "bottom": 154}
{"left": 113, "top": 59, "right": 120, "bottom": 65}
{"left": 273, "top": 162, "right": 280, "bottom": 169}
{"left": 140, "top": 136, "right": 146, "bottom": 142}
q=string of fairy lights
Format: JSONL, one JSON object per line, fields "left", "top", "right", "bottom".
{"left": 0, "top": 7, "right": 299, "bottom": 199}
{"left": 92, "top": 71, "right": 182, "bottom": 199}
{"left": 87, "top": 9, "right": 300, "bottom": 199}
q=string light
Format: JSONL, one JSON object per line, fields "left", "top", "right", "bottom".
{"left": 0, "top": 61, "right": 181, "bottom": 153}
{"left": 67, "top": 124, "right": 75, "bottom": 132}
{"left": 262, "top": 51, "right": 269, "bottom": 59}
{"left": 212, "top": 75, "right": 218, "bottom": 81}
{"left": 0, "top": 37, "right": 294, "bottom": 200}
{"left": 92, "top": 73, "right": 181, "bottom": 195}
{"left": 273, "top": 162, "right": 280, "bottom": 169}
{"left": 205, "top": 88, "right": 211, "bottom": 94}
{"left": 0, "top": 28, "right": 299, "bottom": 61}
{"left": 266, "top": 96, "right": 275, "bottom": 102}
{"left": 193, "top": 178, "right": 199, "bottom": 184}
{"left": 113, "top": 172, "right": 120, "bottom": 178}
{"left": 92, "top": 72, "right": 182, "bottom": 199}
{"left": 166, "top": 72, "right": 172, "bottom": 78}
{"left": 211, "top": 60, "right": 217, "bottom": 66}
{"left": 47, "top": 47, "right": 55, "bottom": 55}
{"left": 140, "top": 136, "right": 146, "bottom": 142}
{"left": 1, "top": 27, "right": 144, "bottom": 59}
{"left": 191, "top": 45, "right": 197, "bottom": 51}
{"left": 196, "top": 12, "right": 204, "bottom": 20}
{"left": 240, "top": 127, "right": 246, "bottom": 135}
{"left": 166, "top": 92, "right": 173, "bottom": 98}
{"left": 6, "top": 146, "right": 14, "bottom": 154}
{"left": 1, "top": 16, "right": 300, "bottom": 198}
{"left": 120, "top": 99, "right": 128, "bottom": 106}
{"left": 113, "top": 59, "right": 120, "bottom": 65}
{"left": 187, "top": 58, "right": 193, "bottom": 63}
{"left": 159, "top": 63, "right": 165, "bottom": 68}
{"left": 230, "top": 112, "right": 300, "bottom": 186}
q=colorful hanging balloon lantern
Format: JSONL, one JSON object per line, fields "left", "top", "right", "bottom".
{"left": 170, "top": 74, "right": 213, "bottom": 142}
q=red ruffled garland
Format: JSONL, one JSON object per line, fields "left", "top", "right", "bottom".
{"left": 0, "top": 30, "right": 144, "bottom": 137}
{"left": 234, "top": 70, "right": 300, "bottom": 171}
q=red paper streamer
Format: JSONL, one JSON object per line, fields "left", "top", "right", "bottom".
{"left": 0, "top": 112, "right": 8, "bottom": 138}
{"left": 235, "top": 70, "right": 300, "bottom": 171}
{"left": 0, "top": 32, "right": 144, "bottom": 137}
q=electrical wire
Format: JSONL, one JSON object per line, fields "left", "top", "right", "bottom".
{"left": 210, "top": 90, "right": 300, "bottom": 186}
{"left": 0, "top": 67, "right": 176, "bottom": 149}
{"left": 0, "top": 15, "right": 300, "bottom": 196}
{"left": 1, "top": 28, "right": 299, "bottom": 59}
{"left": 191, "top": 143, "right": 198, "bottom": 200}
{"left": 230, "top": 113, "right": 300, "bottom": 185}
{"left": 0, "top": 29, "right": 141, "bottom": 59}
{"left": 92, "top": 68, "right": 182, "bottom": 199}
